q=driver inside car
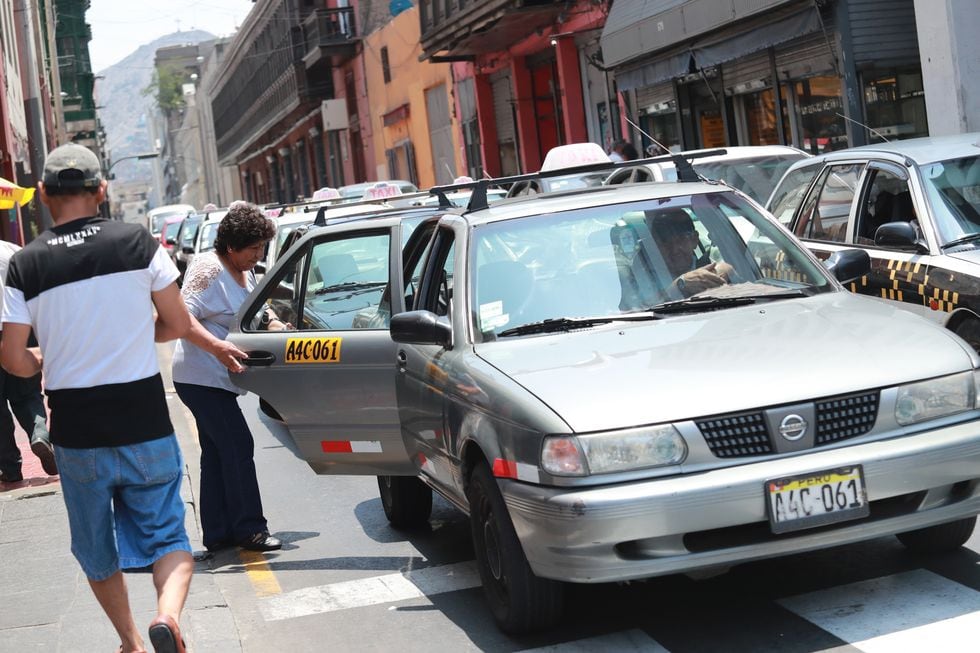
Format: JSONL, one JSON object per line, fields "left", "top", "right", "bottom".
{"left": 645, "top": 208, "right": 734, "bottom": 298}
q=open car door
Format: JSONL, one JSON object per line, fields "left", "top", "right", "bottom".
{"left": 228, "top": 215, "right": 431, "bottom": 475}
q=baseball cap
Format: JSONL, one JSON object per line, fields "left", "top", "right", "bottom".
{"left": 42, "top": 143, "right": 103, "bottom": 190}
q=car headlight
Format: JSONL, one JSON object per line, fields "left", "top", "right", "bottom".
{"left": 895, "top": 371, "right": 976, "bottom": 426}
{"left": 541, "top": 425, "right": 687, "bottom": 476}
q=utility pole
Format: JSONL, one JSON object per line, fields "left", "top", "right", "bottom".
{"left": 14, "top": 0, "right": 53, "bottom": 232}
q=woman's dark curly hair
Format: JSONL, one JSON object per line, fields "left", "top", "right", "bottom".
{"left": 213, "top": 202, "right": 276, "bottom": 254}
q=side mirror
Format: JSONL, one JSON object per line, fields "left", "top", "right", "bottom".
{"left": 165, "top": 237, "right": 177, "bottom": 246}
{"left": 874, "top": 222, "right": 927, "bottom": 252}
{"left": 254, "top": 262, "right": 266, "bottom": 275}
{"left": 824, "top": 248, "right": 871, "bottom": 284}
{"left": 390, "top": 310, "right": 452, "bottom": 348}
{"left": 181, "top": 245, "right": 194, "bottom": 254}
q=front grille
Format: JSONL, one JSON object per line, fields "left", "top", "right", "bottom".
{"left": 696, "top": 412, "right": 773, "bottom": 458}
{"left": 815, "top": 391, "right": 880, "bottom": 444}
{"left": 696, "top": 390, "right": 882, "bottom": 459}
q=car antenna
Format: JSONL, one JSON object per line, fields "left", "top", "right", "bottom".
{"left": 834, "top": 112, "right": 891, "bottom": 143}
{"left": 624, "top": 115, "right": 672, "bottom": 157}
{"left": 623, "top": 115, "right": 700, "bottom": 182}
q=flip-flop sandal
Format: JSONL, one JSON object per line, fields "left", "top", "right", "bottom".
{"left": 148, "top": 614, "right": 187, "bottom": 653}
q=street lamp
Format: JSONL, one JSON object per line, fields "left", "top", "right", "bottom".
{"left": 106, "top": 151, "right": 159, "bottom": 180}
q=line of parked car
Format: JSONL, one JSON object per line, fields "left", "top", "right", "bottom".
{"left": 147, "top": 136, "right": 980, "bottom": 636}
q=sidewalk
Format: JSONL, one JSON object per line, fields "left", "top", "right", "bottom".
{"left": 0, "top": 344, "right": 242, "bottom": 651}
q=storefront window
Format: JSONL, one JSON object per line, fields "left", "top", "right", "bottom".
{"left": 863, "top": 71, "right": 927, "bottom": 143}
{"left": 795, "top": 76, "right": 847, "bottom": 154}
{"left": 639, "top": 102, "right": 680, "bottom": 155}
{"left": 743, "top": 89, "right": 779, "bottom": 145}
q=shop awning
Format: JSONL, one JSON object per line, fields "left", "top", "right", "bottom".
{"left": 690, "top": 8, "right": 823, "bottom": 70}
{"left": 602, "top": 3, "right": 821, "bottom": 91}
{"left": 0, "top": 177, "right": 35, "bottom": 210}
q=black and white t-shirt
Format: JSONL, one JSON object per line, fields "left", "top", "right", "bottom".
{"left": 1, "top": 216, "right": 179, "bottom": 448}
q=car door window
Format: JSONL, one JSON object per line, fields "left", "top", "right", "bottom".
{"left": 418, "top": 230, "right": 455, "bottom": 318}
{"left": 769, "top": 162, "right": 822, "bottom": 225}
{"left": 302, "top": 233, "right": 391, "bottom": 330}
{"left": 244, "top": 231, "right": 391, "bottom": 332}
{"left": 855, "top": 168, "right": 916, "bottom": 245}
{"left": 795, "top": 163, "right": 864, "bottom": 243}
{"left": 403, "top": 225, "right": 437, "bottom": 310}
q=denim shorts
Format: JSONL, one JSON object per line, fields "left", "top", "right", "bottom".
{"left": 54, "top": 434, "right": 192, "bottom": 581}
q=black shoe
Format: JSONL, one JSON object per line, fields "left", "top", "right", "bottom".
{"left": 238, "top": 531, "right": 282, "bottom": 552}
{"left": 30, "top": 439, "right": 58, "bottom": 476}
{"left": 0, "top": 470, "right": 24, "bottom": 483}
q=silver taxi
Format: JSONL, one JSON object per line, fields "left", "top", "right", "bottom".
{"left": 228, "top": 178, "right": 980, "bottom": 634}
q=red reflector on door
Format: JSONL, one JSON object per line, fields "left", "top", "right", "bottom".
{"left": 492, "top": 458, "right": 518, "bottom": 479}
{"left": 322, "top": 441, "right": 353, "bottom": 453}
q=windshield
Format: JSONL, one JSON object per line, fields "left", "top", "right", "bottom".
{"left": 471, "top": 192, "right": 834, "bottom": 339}
{"left": 162, "top": 220, "right": 182, "bottom": 242}
{"left": 199, "top": 222, "right": 219, "bottom": 252}
{"left": 919, "top": 155, "right": 980, "bottom": 245}
{"left": 695, "top": 154, "right": 807, "bottom": 204}
{"left": 151, "top": 210, "right": 185, "bottom": 234}
{"left": 179, "top": 217, "right": 202, "bottom": 247}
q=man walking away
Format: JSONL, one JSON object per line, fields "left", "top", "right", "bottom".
{"left": 0, "top": 239, "right": 57, "bottom": 483}
{"left": 0, "top": 144, "right": 194, "bottom": 653}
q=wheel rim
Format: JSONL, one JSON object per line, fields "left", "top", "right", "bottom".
{"left": 483, "top": 516, "right": 503, "bottom": 580}
{"left": 476, "top": 491, "right": 509, "bottom": 604}
{"left": 380, "top": 476, "right": 393, "bottom": 511}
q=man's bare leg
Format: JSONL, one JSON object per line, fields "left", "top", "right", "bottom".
{"left": 152, "top": 550, "right": 193, "bottom": 622}
{"left": 88, "top": 571, "right": 145, "bottom": 652}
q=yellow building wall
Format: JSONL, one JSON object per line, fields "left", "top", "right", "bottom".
{"left": 363, "top": 6, "right": 463, "bottom": 189}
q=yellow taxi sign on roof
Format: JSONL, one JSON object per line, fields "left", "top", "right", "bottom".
{"left": 540, "top": 143, "right": 612, "bottom": 172}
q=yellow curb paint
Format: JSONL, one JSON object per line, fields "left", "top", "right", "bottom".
{"left": 240, "top": 550, "right": 282, "bottom": 596}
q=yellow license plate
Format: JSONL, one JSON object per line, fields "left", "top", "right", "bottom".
{"left": 765, "top": 465, "right": 869, "bottom": 534}
{"left": 284, "top": 337, "right": 342, "bottom": 364}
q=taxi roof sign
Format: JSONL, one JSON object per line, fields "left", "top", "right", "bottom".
{"left": 363, "top": 182, "right": 403, "bottom": 200}
{"left": 540, "top": 143, "right": 612, "bottom": 172}
{"left": 312, "top": 187, "right": 341, "bottom": 201}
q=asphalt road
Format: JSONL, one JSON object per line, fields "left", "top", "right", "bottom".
{"left": 201, "top": 393, "right": 980, "bottom": 652}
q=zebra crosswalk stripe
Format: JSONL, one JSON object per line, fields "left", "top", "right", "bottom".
{"left": 778, "top": 569, "right": 980, "bottom": 653}
{"left": 517, "top": 630, "right": 669, "bottom": 652}
{"left": 258, "top": 561, "right": 482, "bottom": 621}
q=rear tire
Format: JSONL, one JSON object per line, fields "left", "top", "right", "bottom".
{"left": 896, "top": 516, "right": 976, "bottom": 553}
{"left": 377, "top": 475, "right": 432, "bottom": 529}
{"left": 467, "top": 462, "right": 564, "bottom": 634}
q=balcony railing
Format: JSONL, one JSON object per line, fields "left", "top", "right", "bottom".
{"left": 303, "top": 7, "right": 358, "bottom": 71}
{"left": 419, "top": 0, "right": 563, "bottom": 60}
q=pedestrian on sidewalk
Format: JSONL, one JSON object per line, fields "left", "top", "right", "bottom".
{"left": 0, "top": 240, "right": 57, "bottom": 483}
{"left": 0, "top": 143, "right": 195, "bottom": 653}
{"left": 172, "top": 202, "right": 284, "bottom": 554}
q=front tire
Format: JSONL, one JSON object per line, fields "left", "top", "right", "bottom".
{"left": 467, "top": 462, "right": 563, "bottom": 634}
{"left": 377, "top": 475, "right": 432, "bottom": 529}
{"left": 896, "top": 516, "right": 976, "bottom": 553}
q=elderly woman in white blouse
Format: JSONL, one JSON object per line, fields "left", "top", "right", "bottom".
{"left": 172, "top": 202, "right": 285, "bottom": 553}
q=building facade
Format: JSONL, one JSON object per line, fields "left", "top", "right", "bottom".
{"left": 419, "top": 0, "right": 612, "bottom": 177}
{"left": 211, "top": 0, "right": 369, "bottom": 205}
{"left": 600, "top": 0, "right": 928, "bottom": 155}
{"left": 363, "top": 4, "right": 464, "bottom": 188}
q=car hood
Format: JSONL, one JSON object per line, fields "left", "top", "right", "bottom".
{"left": 943, "top": 245, "right": 980, "bottom": 265}
{"left": 474, "top": 293, "right": 974, "bottom": 433}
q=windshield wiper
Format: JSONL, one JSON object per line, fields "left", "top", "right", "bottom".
{"left": 497, "top": 312, "right": 659, "bottom": 337}
{"left": 650, "top": 289, "right": 806, "bottom": 315}
{"left": 313, "top": 281, "right": 387, "bottom": 297}
{"left": 942, "top": 233, "right": 980, "bottom": 249}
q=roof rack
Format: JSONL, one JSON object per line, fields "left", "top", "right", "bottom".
{"left": 458, "top": 149, "right": 729, "bottom": 212}
{"left": 310, "top": 197, "right": 461, "bottom": 227}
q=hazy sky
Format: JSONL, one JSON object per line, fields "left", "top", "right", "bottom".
{"left": 87, "top": 0, "right": 252, "bottom": 72}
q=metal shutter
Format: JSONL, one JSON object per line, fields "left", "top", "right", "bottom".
{"left": 775, "top": 31, "right": 838, "bottom": 80}
{"left": 722, "top": 49, "right": 773, "bottom": 92}
{"left": 635, "top": 82, "right": 675, "bottom": 112}
{"left": 491, "top": 71, "right": 516, "bottom": 144}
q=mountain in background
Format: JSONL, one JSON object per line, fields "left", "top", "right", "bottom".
{"left": 97, "top": 30, "right": 215, "bottom": 185}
